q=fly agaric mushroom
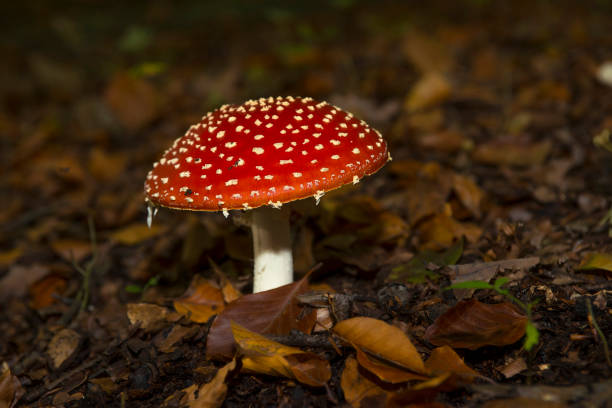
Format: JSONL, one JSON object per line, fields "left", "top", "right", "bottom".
{"left": 144, "top": 96, "right": 389, "bottom": 292}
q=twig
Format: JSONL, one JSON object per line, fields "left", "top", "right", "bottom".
{"left": 586, "top": 298, "right": 612, "bottom": 368}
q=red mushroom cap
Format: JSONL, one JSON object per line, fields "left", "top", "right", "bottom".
{"left": 144, "top": 96, "right": 390, "bottom": 212}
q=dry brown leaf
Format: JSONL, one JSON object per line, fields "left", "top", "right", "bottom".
{"left": 0, "top": 248, "right": 22, "bottom": 267}
{"left": 402, "top": 31, "right": 454, "bottom": 74}
{"left": 232, "top": 322, "right": 330, "bottom": 386}
{"left": 88, "top": 377, "right": 119, "bottom": 394}
{"left": 417, "top": 212, "right": 482, "bottom": 250}
{"left": 451, "top": 173, "right": 485, "bottom": 219}
{"left": 0, "top": 363, "right": 24, "bottom": 408}
{"left": 126, "top": 303, "right": 172, "bottom": 332}
{"left": 28, "top": 274, "right": 67, "bottom": 310}
{"left": 110, "top": 223, "right": 164, "bottom": 245}
{"left": 104, "top": 73, "right": 160, "bottom": 132}
{"left": 47, "top": 328, "right": 81, "bottom": 369}
{"left": 355, "top": 346, "right": 428, "bottom": 383}
{"left": 49, "top": 239, "right": 91, "bottom": 263}
{"left": 424, "top": 346, "right": 479, "bottom": 383}
{"left": 89, "top": 147, "right": 128, "bottom": 182}
{"left": 206, "top": 276, "right": 312, "bottom": 360}
{"left": 425, "top": 299, "right": 527, "bottom": 349}
{"left": 577, "top": 252, "right": 612, "bottom": 273}
{"left": 0, "top": 264, "right": 50, "bottom": 302}
{"left": 173, "top": 275, "right": 226, "bottom": 323}
{"left": 417, "top": 130, "right": 468, "bottom": 153}
{"left": 155, "top": 325, "right": 200, "bottom": 353}
{"left": 406, "top": 73, "right": 452, "bottom": 113}
{"left": 181, "top": 359, "right": 237, "bottom": 408}
{"left": 333, "top": 317, "right": 427, "bottom": 375}
{"left": 341, "top": 356, "right": 389, "bottom": 408}
{"left": 472, "top": 140, "right": 552, "bottom": 167}
{"left": 482, "top": 397, "right": 567, "bottom": 408}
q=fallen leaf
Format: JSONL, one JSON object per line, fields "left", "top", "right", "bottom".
{"left": 482, "top": 397, "right": 567, "bottom": 408}
{"left": 126, "top": 303, "right": 172, "bottom": 332}
{"left": 0, "top": 248, "right": 22, "bottom": 267}
{"left": 173, "top": 275, "right": 226, "bottom": 323}
{"left": 341, "top": 356, "right": 389, "bottom": 408}
{"left": 354, "top": 346, "right": 428, "bottom": 383}
{"left": 104, "top": 73, "right": 160, "bottom": 132}
{"left": 88, "top": 377, "right": 119, "bottom": 394}
{"left": 424, "top": 346, "right": 479, "bottom": 382}
{"left": 49, "top": 239, "right": 91, "bottom": 263}
{"left": 89, "top": 147, "right": 128, "bottom": 182}
{"left": 333, "top": 317, "right": 427, "bottom": 375}
{"left": 417, "top": 212, "right": 482, "bottom": 250}
{"left": 110, "top": 223, "right": 164, "bottom": 245}
{"left": 0, "top": 264, "right": 50, "bottom": 303}
{"left": 47, "top": 328, "right": 81, "bottom": 369}
{"left": 0, "top": 363, "right": 24, "bottom": 408}
{"left": 232, "top": 322, "right": 330, "bottom": 386}
{"left": 206, "top": 276, "right": 311, "bottom": 360}
{"left": 29, "top": 274, "right": 67, "bottom": 309}
{"left": 472, "top": 140, "right": 552, "bottom": 167}
{"left": 577, "top": 253, "right": 612, "bottom": 273}
{"left": 425, "top": 299, "right": 527, "bottom": 349}
{"left": 402, "top": 31, "right": 454, "bottom": 74}
{"left": 451, "top": 173, "right": 485, "bottom": 219}
{"left": 181, "top": 359, "right": 237, "bottom": 408}
{"left": 406, "top": 73, "right": 452, "bottom": 113}
{"left": 155, "top": 325, "right": 200, "bottom": 353}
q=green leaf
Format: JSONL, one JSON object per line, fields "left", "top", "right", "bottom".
{"left": 387, "top": 238, "right": 463, "bottom": 284}
{"left": 493, "top": 277, "right": 509, "bottom": 290}
{"left": 523, "top": 321, "right": 540, "bottom": 351}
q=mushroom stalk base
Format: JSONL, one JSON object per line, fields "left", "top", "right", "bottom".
{"left": 251, "top": 207, "right": 293, "bottom": 293}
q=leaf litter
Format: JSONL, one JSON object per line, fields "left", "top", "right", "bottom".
{"left": 1, "top": 2, "right": 612, "bottom": 407}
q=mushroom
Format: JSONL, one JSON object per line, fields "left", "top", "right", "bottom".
{"left": 144, "top": 96, "right": 390, "bottom": 292}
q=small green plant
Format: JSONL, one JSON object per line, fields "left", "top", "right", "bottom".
{"left": 125, "top": 275, "right": 161, "bottom": 295}
{"left": 445, "top": 277, "right": 540, "bottom": 351}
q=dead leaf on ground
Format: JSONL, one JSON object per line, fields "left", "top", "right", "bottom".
{"left": 482, "top": 397, "right": 567, "bottom": 408}
{"left": 47, "top": 328, "right": 81, "bottom": 369}
{"left": 0, "top": 248, "right": 22, "bottom": 267}
{"left": 451, "top": 173, "right": 485, "bottom": 219}
{"left": 472, "top": 139, "right": 552, "bottom": 167}
{"left": 402, "top": 31, "right": 454, "bottom": 74}
{"left": 49, "top": 239, "right": 91, "bottom": 263}
{"left": 173, "top": 275, "right": 227, "bottom": 323}
{"left": 0, "top": 264, "right": 50, "bottom": 302}
{"left": 577, "top": 252, "right": 612, "bottom": 273}
{"left": 333, "top": 317, "right": 427, "bottom": 375}
{"left": 206, "top": 276, "right": 312, "bottom": 360}
{"left": 417, "top": 212, "right": 482, "bottom": 250}
{"left": 354, "top": 345, "right": 429, "bottom": 383}
{"left": 88, "top": 147, "right": 128, "bottom": 182}
{"left": 104, "top": 73, "right": 161, "bottom": 132}
{"left": 155, "top": 325, "right": 200, "bottom": 353}
{"left": 180, "top": 359, "right": 237, "bottom": 408}
{"left": 232, "top": 322, "right": 331, "bottom": 386}
{"left": 341, "top": 356, "right": 392, "bottom": 407}
{"left": 0, "top": 362, "right": 24, "bottom": 408}
{"left": 424, "top": 346, "right": 479, "bottom": 383}
{"left": 127, "top": 303, "right": 175, "bottom": 332}
{"left": 425, "top": 299, "right": 527, "bottom": 349}
{"left": 405, "top": 73, "right": 452, "bottom": 113}
{"left": 29, "top": 274, "right": 67, "bottom": 309}
{"left": 110, "top": 223, "right": 164, "bottom": 245}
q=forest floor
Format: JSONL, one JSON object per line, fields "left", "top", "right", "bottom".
{"left": 1, "top": 1, "right": 611, "bottom": 407}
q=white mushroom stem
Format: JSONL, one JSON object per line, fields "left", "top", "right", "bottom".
{"left": 251, "top": 206, "right": 293, "bottom": 293}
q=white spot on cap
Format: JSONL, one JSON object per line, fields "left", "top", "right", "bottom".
{"left": 236, "top": 125, "right": 244, "bottom": 132}
{"left": 264, "top": 175, "right": 273, "bottom": 180}
{"left": 161, "top": 177, "right": 169, "bottom": 184}
{"left": 352, "top": 148, "right": 360, "bottom": 154}
{"left": 331, "top": 155, "right": 340, "bottom": 160}
{"left": 253, "top": 147, "right": 264, "bottom": 155}
{"left": 203, "top": 163, "right": 212, "bottom": 169}
{"left": 225, "top": 142, "right": 237, "bottom": 148}
{"left": 352, "top": 175, "right": 360, "bottom": 184}
{"left": 331, "top": 140, "right": 340, "bottom": 146}
{"left": 315, "top": 144, "right": 323, "bottom": 150}
{"left": 255, "top": 119, "right": 262, "bottom": 126}
{"left": 228, "top": 116, "right": 236, "bottom": 122}
{"left": 254, "top": 134, "right": 264, "bottom": 140}
{"left": 293, "top": 172, "right": 302, "bottom": 177}
{"left": 320, "top": 167, "right": 329, "bottom": 172}
{"left": 216, "top": 130, "right": 225, "bottom": 139}
{"left": 226, "top": 179, "right": 238, "bottom": 186}
{"left": 179, "top": 171, "right": 191, "bottom": 178}
{"left": 279, "top": 159, "right": 293, "bottom": 165}
{"left": 274, "top": 142, "right": 283, "bottom": 149}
